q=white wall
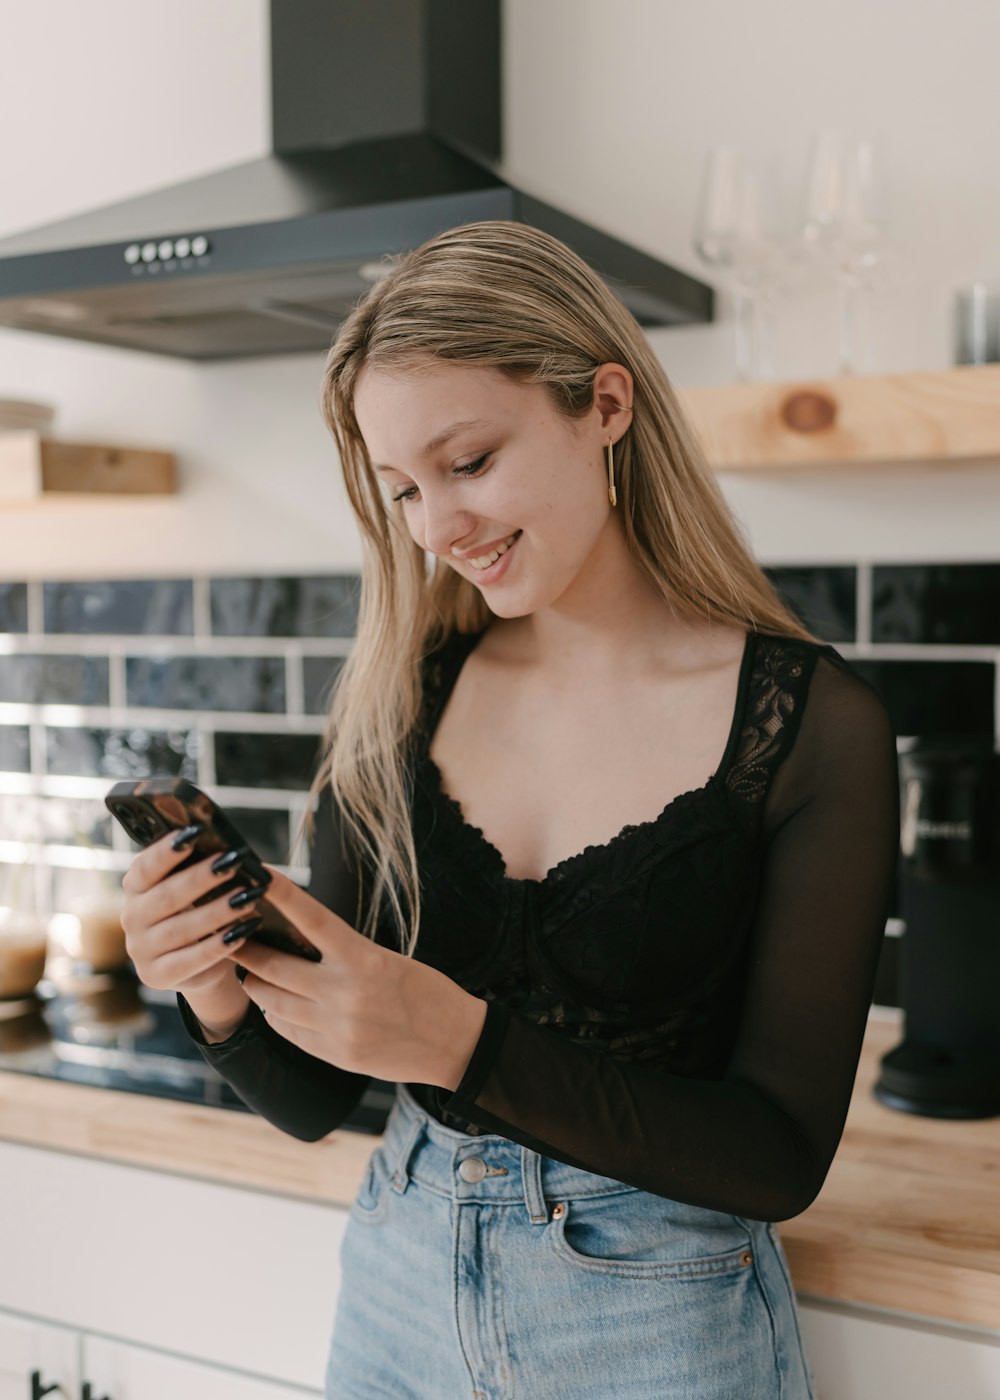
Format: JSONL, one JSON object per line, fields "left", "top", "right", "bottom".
{"left": 0, "top": 0, "right": 998, "bottom": 579}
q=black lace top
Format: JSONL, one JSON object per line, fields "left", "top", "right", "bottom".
{"left": 176, "top": 626, "right": 901, "bottom": 1223}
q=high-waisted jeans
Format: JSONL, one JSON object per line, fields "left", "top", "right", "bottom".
{"left": 324, "top": 1081, "right": 817, "bottom": 1399}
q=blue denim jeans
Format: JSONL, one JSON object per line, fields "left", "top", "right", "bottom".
{"left": 325, "top": 1081, "right": 816, "bottom": 1399}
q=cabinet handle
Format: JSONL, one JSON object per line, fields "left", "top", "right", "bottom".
{"left": 80, "top": 1385, "right": 111, "bottom": 1400}
{"left": 29, "top": 1372, "right": 60, "bottom": 1399}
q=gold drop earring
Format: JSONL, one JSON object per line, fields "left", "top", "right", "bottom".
{"left": 606, "top": 439, "right": 617, "bottom": 507}
{"left": 605, "top": 399, "right": 631, "bottom": 508}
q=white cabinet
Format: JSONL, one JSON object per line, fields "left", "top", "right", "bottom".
{"left": 0, "top": 1139, "right": 345, "bottom": 1395}
{"left": 799, "top": 1300, "right": 1000, "bottom": 1400}
{"left": 0, "top": 1312, "right": 77, "bottom": 1400}
{"left": 0, "top": 1314, "right": 320, "bottom": 1400}
{"left": 82, "top": 1336, "right": 320, "bottom": 1399}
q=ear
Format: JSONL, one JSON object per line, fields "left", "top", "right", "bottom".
{"left": 592, "top": 362, "right": 635, "bottom": 444}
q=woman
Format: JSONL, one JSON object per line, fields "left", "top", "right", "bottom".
{"left": 121, "top": 221, "right": 900, "bottom": 1399}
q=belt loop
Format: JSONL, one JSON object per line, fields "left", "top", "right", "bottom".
{"left": 521, "top": 1145, "right": 548, "bottom": 1224}
{"left": 389, "top": 1106, "right": 425, "bottom": 1194}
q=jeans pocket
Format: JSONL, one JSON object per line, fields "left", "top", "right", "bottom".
{"left": 349, "top": 1144, "right": 392, "bottom": 1226}
{"left": 548, "top": 1188, "right": 755, "bottom": 1281}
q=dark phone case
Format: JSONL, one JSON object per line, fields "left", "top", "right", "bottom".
{"left": 104, "top": 778, "right": 321, "bottom": 962}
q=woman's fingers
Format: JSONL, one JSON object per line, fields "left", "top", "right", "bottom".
{"left": 121, "top": 827, "right": 201, "bottom": 895}
{"left": 145, "top": 887, "right": 246, "bottom": 954}
{"left": 122, "top": 841, "right": 237, "bottom": 937}
{"left": 149, "top": 923, "right": 249, "bottom": 991}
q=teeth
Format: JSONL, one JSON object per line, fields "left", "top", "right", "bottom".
{"left": 469, "top": 532, "right": 519, "bottom": 569}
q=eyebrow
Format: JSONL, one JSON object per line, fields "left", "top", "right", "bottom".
{"left": 372, "top": 418, "right": 498, "bottom": 474}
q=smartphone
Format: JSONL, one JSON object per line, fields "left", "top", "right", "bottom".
{"left": 105, "top": 777, "right": 321, "bottom": 962}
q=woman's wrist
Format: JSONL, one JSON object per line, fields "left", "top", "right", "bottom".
{"left": 183, "top": 976, "right": 251, "bottom": 1043}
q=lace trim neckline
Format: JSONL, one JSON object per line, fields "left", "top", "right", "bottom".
{"left": 416, "top": 628, "right": 758, "bottom": 889}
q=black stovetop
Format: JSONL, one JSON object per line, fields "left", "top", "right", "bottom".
{"left": 0, "top": 953, "right": 394, "bottom": 1134}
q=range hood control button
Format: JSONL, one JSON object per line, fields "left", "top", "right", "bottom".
{"left": 124, "top": 244, "right": 141, "bottom": 265}
{"left": 191, "top": 235, "right": 210, "bottom": 257}
{"left": 140, "top": 242, "right": 157, "bottom": 262}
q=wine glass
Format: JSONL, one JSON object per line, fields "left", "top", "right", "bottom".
{"left": 799, "top": 127, "right": 887, "bottom": 374}
{"left": 692, "top": 145, "right": 787, "bottom": 380}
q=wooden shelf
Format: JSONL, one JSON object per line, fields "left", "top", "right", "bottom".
{"left": 0, "top": 431, "right": 176, "bottom": 501}
{"left": 676, "top": 363, "right": 1000, "bottom": 472}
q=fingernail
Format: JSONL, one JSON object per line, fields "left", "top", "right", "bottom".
{"left": 228, "top": 884, "right": 268, "bottom": 910}
{"left": 211, "top": 848, "right": 246, "bottom": 875}
{"left": 171, "top": 822, "right": 204, "bottom": 851}
{"left": 241, "top": 854, "right": 271, "bottom": 886}
{"left": 223, "top": 915, "right": 262, "bottom": 943}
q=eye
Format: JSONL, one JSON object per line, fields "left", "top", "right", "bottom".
{"left": 392, "top": 454, "right": 491, "bottom": 504}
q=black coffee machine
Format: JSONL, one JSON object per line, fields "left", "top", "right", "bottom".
{"left": 874, "top": 737, "right": 1000, "bottom": 1119}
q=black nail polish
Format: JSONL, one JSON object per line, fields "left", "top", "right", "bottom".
{"left": 171, "top": 822, "right": 204, "bottom": 851}
{"left": 223, "top": 915, "right": 262, "bottom": 943}
{"left": 240, "top": 854, "right": 271, "bottom": 886}
{"left": 211, "top": 848, "right": 246, "bottom": 875}
{"left": 228, "top": 884, "right": 268, "bottom": 910}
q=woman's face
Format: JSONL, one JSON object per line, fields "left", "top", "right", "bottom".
{"left": 353, "top": 360, "right": 630, "bottom": 620}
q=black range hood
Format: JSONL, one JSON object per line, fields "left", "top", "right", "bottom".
{"left": 0, "top": 0, "right": 714, "bottom": 362}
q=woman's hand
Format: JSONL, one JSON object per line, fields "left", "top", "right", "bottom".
{"left": 223, "top": 865, "right": 488, "bottom": 1091}
{"left": 120, "top": 830, "right": 253, "bottom": 1000}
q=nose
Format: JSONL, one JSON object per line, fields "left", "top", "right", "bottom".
{"left": 420, "top": 489, "right": 477, "bottom": 559}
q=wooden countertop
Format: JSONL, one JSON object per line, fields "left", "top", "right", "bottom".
{"left": 0, "top": 1006, "right": 996, "bottom": 1332}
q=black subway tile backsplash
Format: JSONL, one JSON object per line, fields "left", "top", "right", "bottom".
{"left": 44, "top": 580, "right": 194, "bottom": 635}
{"left": 0, "top": 725, "right": 30, "bottom": 773}
{"left": 0, "top": 583, "right": 28, "bottom": 632}
{"left": 303, "top": 655, "right": 345, "bottom": 714}
{"left": 872, "top": 563, "right": 1000, "bottom": 644}
{"left": 214, "top": 731, "right": 320, "bottom": 790}
{"left": 126, "top": 656, "right": 286, "bottom": 712}
{"left": 210, "top": 576, "right": 360, "bottom": 637}
{"left": 0, "top": 655, "right": 109, "bottom": 705}
{"left": 2, "top": 561, "right": 997, "bottom": 1022}
{"left": 46, "top": 726, "right": 199, "bottom": 780}
{"left": 763, "top": 565, "right": 857, "bottom": 641}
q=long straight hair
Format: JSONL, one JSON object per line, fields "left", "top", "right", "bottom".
{"left": 294, "top": 220, "right": 820, "bottom": 955}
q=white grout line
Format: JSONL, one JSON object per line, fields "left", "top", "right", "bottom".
{"left": 0, "top": 702, "right": 325, "bottom": 733}
{"left": 830, "top": 641, "right": 1000, "bottom": 663}
{"left": 0, "top": 773, "right": 314, "bottom": 804}
{"left": 855, "top": 562, "right": 872, "bottom": 645}
{"left": 191, "top": 576, "right": 212, "bottom": 639}
{"left": 198, "top": 730, "right": 216, "bottom": 789}
{"left": 0, "top": 634, "right": 355, "bottom": 657}
{"left": 0, "top": 839, "right": 309, "bottom": 887}
{"left": 107, "top": 654, "right": 126, "bottom": 709}
{"left": 284, "top": 644, "right": 304, "bottom": 716}
{"left": 25, "top": 580, "right": 44, "bottom": 636}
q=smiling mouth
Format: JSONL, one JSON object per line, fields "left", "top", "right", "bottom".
{"left": 465, "top": 530, "right": 522, "bottom": 570}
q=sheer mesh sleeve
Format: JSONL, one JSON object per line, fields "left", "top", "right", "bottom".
{"left": 431, "top": 653, "right": 901, "bottom": 1222}
{"left": 175, "top": 783, "right": 372, "bottom": 1142}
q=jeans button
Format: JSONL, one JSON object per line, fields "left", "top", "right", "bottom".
{"left": 458, "top": 1157, "right": 488, "bottom": 1183}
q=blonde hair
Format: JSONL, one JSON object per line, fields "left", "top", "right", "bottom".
{"left": 294, "top": 219, "right": 820, "bottom": 956}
